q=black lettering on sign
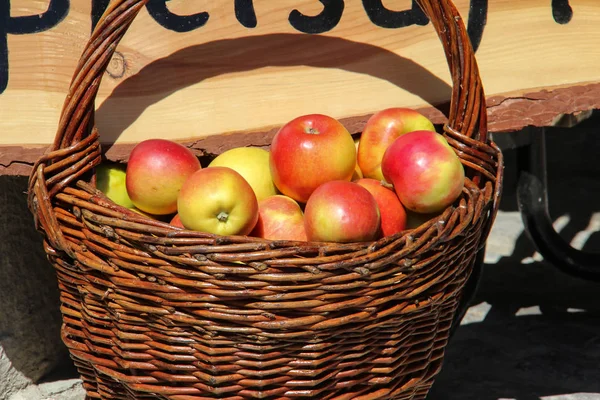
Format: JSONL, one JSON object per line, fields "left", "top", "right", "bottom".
{"left": 361, "top": 0, "right": 487, "bottom": 53}
{"left": 0, "top": 0, "right": 8, "bottom": 95}
{"left": 146, "top": 0, "right": 209, "bottom": 33}
{"left": 235, "top": 0, "right": 257, "bottom": 28}
{"left": 552, "top": 0, "right": 573, "bottom": 24}
{"left": 362, "top": 0, "right": 428, "bottom": 29}
{"left": 0, "top": 0, "right": 69, "bottom": 94}
{"left": 0, "top": 0, "right": 576, "bottom": 97}
{"left": 289, "top": 0, "right": 344, "bottom": 34}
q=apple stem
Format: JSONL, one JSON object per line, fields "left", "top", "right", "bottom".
{"left": 305, "top": 127, "right": 320, "bottom": 135}
{"left": 217, "top": 211, "right": 229, "bottom": 223}
{"left": 380, "top": 180, "right": 394, "bottom": 190}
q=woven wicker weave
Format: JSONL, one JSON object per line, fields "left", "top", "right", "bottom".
{"left": 27, "top": 0, "right": 504, "bottom": 398}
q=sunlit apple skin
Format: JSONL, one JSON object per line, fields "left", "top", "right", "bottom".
{"left": 269, "top": 114, "right": 356, "bottom": 203}
{"left": 170, "top": 213, "right": 185, "bottom": 228}
{"left": 126, "top": 139, "right": 201, "bottom": 215}
{"left": 208, "top": 147, "right": 278, "bottom": 201}
{"left": 250, "top": 195, "right": 307, "bottom": 241}
{"left": 352, "top": 138, "right": 363, "bottom": 181}
{"left": 381, "top": 130, "right": 465, "bottom": 214}
{"left": 304, "top": 181, "right": 381, "bottom": 243}
{"left": 177, "top": 167, "right": 259, "bottom": 236}
{"left": 352, "top": 163, "right": 363, "bottom": 181}
{"left": 357, "top": 108, "right": 435, "bottom": 181}
{"left": 96, "top": 163, "right": 135, "bottom": 209}
{"left": 355, "top": 178, "right": 407, "bottom": 237}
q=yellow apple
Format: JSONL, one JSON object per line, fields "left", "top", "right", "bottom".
{"left": 208, "top": 147, "right": 278, "bottom": 201}
{"left": 96, "top": 162, "right": 135, "bottom": 209}
{"left": 352, "top": 137, "right": 363, "bottom": 181}
{"left": 177, "top": 167, "right": 259, "bottom": 236}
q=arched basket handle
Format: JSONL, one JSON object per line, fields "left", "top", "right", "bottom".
{"left": 28, "top": 0, "right": 503, "bottom": 253}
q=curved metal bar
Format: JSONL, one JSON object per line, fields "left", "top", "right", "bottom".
{"left": 517, "top": 128, "right": 600, "bottom": 281}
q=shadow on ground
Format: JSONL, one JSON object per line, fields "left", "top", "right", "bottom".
{"left": 429, "top": 113, "right": 600, "bottom": 399}
{"left": 428, "top": 251, "right": 600, "bottom": 399}
{"left": 0, "top": 176, "right": 76, "bottom": 385}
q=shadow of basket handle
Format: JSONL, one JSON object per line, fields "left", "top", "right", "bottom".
{"left": 51, "top": 0, "right": 492, "bottom": 152}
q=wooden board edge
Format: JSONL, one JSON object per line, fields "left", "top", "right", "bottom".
{"left": 3, "top": 82, "right": 600, "bottom": 177}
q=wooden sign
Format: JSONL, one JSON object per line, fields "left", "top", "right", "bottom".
{"left": 2, "top": 0, "right": 600, "bottom": 175}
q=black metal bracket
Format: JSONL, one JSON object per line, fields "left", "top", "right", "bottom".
{"left": 516, "top": 127, "right": 600, "bottom": 281}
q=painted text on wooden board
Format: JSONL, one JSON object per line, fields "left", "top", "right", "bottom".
{"left": 0, "top": 0, "right": 574, "bottom": 95}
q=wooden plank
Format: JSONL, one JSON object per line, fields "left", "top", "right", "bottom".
{"left": 2, "top": 0, "right": 600, "bottom": 176}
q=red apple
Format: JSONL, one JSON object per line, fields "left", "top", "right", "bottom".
{"left": 170, "top": 213, "right": 185, "bottom": 228}
{"left": 177, "top": 167, "right": 259, "bottom": 236}
{"left": 381, "top": 130, "right": 465, "bottom": 214}
{"left": 355, "top": 178, "right": 407, "bottom": 237}
{"left": 251, "top": 195, "right": 307, "bottom": 241}
{"left": 304, "top": 181, "right": 380, "bottom": 243}
{"left": 269, "top": 114, "right": 356, "bottom": 203}
{"left": 357, "top": 108, "right": 435, "bottom": 181}
{"left": 126, "top": 139, "right": 201, "bottom": 215}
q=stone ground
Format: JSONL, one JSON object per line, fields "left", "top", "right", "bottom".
{"left": 2, "top": 115, "right": 600, "bottom": 399}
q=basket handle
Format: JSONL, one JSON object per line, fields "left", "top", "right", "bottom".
{"left": 50, "top": 0, "right": 488, "bottom": 154}
{"left": 415, "top": 0, "right": 488, "bottom": 142}
{"left": 29, "top": 0, "right": 500, "bottom": 263}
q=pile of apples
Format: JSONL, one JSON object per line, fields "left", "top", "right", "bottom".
{"left": 96, "top": 108, "right": 465, "bottom": 243}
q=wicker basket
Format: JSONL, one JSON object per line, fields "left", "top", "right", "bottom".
{"left": 27, "top": 0, "right": 503, "bottom": 398}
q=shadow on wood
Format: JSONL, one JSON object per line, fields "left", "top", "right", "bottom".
{"left": 95, "top": 33, "right": 452, "bottom": 149}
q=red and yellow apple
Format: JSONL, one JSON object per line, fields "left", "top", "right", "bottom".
{"left": 250, "top": 195, "right": 307, "bottom": 241}
{"left": 355, "top": 178, "right": 407, "bottom": 237}
{"left": 357, "top": 108, "right": 435, "bottom": 181}
{"left": 270, "top": 114, "right": 356, "bottom": 203}
{"left": 170, "top": 213, "right": 185, "bottom": 228}
{"left": 208, "top": 147, "right": 278, "bottom": 201}
{"left": 304, "top": 181, "right": 381, "bottom": 243}
{"left": 177, "top": 166, "right": 259, "bottom": 236}
{"left": 381, "top": 130, "right": 465, "bottom": 214}
{"left": 126, "top": 139, "right": 201, "bottom": 215}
